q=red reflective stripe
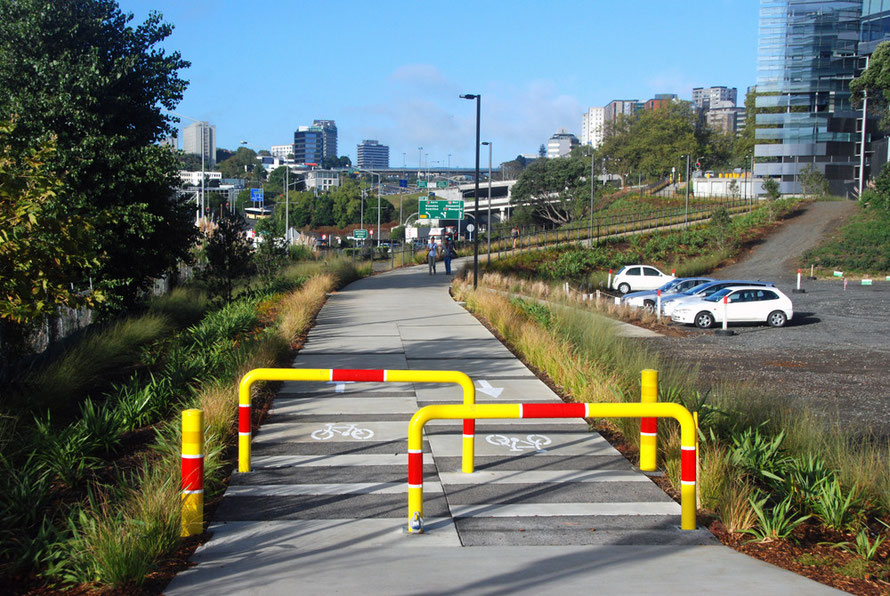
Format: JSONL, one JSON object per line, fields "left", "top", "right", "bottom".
{"left": 331, "top": 369, "right": 385, "bottom": 382}
{"left": 463, "top": 419, "right": 475, "bottom": 435}
{"left": 681, "top": 448, "right": 696, "bottom": 483}
{"left": 238, "top": 405, "right": 251, "bottom": 434}
{"left": 521, "top": 403, "right": 586, "bottom": 418}
{"left": 641, "top": 417, "right": 657, "bottom": 434}
{"left": 181, "top": 457, "right": 204, "bottom": 491}
{"left": 408, "top": 452, "right": 423, "bottom": 485}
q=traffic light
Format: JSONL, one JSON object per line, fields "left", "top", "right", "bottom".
{"left": 322, "top": 234, "right": 327, "bottom": 240}
{"left": 695, "top": 161, "right": 701, "bottom": 169}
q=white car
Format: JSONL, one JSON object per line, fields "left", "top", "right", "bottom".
{"left": 621, "top": 277, "right": 713, "bottom": 313}
{"left": 611, "top": 265, "right": 674, "bottom": 294}
{"left": 671, "top": 286, "right": 794, "bottom": 329}
{"left": 659, "top": 279, "right": 775, "bottom": 317}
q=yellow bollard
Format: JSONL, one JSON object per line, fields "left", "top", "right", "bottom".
{"left": 639, "top": 369, "right": 658, "bottom": 471}
{"left": 181, "top": 409, "right": 204, "bottom": 537}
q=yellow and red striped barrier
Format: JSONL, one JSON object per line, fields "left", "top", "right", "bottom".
{"left": 407, "top": 401, "right": 697, "bottom": 533}
{"left": 238, "top": 368, "right": 477, "bottom": 473}
{"left": 639, "top": 369, "right": 658, "bottom": 471}
{"left": 181, "top": 408, "right": 204, "bottom": 537}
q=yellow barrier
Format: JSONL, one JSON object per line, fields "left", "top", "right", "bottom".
{"left": 181, "top": 408, "right": 204, "bottom": 537}
{"left": 237, "top": 368, "right": 476, "bottom": 473}
{"left": 407, "top": 401, "right": 697, "bottom": 532}
{"left": 639, "top": 369, "right": 658, "bottom": 471}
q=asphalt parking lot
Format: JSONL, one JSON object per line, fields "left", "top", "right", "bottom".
{"left": 653, "top": 278, "right": 890, "bottom": 435}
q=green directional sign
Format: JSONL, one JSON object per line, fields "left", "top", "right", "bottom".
{"left": 353, "top": 229, "right": 368, "bottom": 239}
{"left": 419, "top": 199, "right": 464, "bottom": 220}
{"left": 416, "top": 180, "right": 428, "bottom": 188}
{"left": 436, "top": 181, "right": 448, "bottom": 188}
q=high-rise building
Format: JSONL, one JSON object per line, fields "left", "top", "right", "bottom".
{"left": 692, "top": 86, "right": 737, "bottom": 111}
{"left": 270, "top": 144, "right": 293, "bottom": 160}
{"left": 546, "top": 129, "right": 580, "bottom": 159}
{"left": 581, "top": 107, "right": 605, "bottom": 148}
{"left": 293, "top": 126, "right": 324, "bottom": 165}
{"left": 356, "top": 140, "right": 390, "bottom": 169}
{"left": 754, "top": 0, "right": 879, "bottom": 195}
{"left": 312, "top": 119, "right": 338, "bottom": 160}
{"left": 603, "top": 100, "right": 642, "bottom": 126}
{"left": 182, "top": 121, "right": 216, "bottom": 167}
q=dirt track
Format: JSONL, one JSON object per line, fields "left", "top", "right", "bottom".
{"left": 649, "top": 200, "right": 890, "bottom": 436}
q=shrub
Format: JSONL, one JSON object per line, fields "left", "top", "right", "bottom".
{"left": 742, "top": 492, "right": 811, "bottom": 542}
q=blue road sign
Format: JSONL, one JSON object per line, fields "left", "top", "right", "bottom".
{"left": 250, "top": 188, "right": 264, "bottom": 202}
{"left": 399, "top": 179, "right": 408, "bottom": 188}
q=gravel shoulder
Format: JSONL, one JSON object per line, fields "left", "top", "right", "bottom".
{"left": 649, "top": 200, "right": 890, "bottom": 435}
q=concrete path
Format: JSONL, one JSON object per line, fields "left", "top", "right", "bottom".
{"left": 166, "top": 263, "right": 839, "bottom": 595}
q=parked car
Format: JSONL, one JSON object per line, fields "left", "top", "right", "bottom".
{"left": 659, "top": 280, "right": 775, "bottom": 317}
{"left": 621, "top": 277, "right": 714, "bottom": 313}
{"left": 611, "top": 265, "right": 675, "bottom": 294}
{"left": 671, "top": 286, "right": 794, "bottom": 328}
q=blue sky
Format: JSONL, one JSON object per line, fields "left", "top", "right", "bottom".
{"left": 119, "top": 0, "right": 759, "bottom": 168}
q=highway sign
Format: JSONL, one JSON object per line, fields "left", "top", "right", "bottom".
{"left": 353, "top": 229, "right": 368, "bottom": 239}
{"left": 419, "top": 199, "right": 464, "bottom": 220}
{"left": 416, "top": 180, "right": 428, "bottom": 188}
{"left": 436, "top": 181, "right": 448, "bottom": 188}
{"left": 399, "top": 179, "right": 408, "bottom": 188}
{"left": 250, "top": 188, "right": 264, "bottom": 202}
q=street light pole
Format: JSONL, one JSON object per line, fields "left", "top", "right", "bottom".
{"left": 481, "top": 141, "right": 492, "bottom": 260}
{"left": 460, "top": 93, "right": 481, "bottom": 289}
{"left": 589, "top": 146, "right": 595, "bottom": 243}
{"left": 684, "top": 154, "right": 690, "bottom": 226}
{"left": 285, "top": 164, "right": 289, "bottom": 244}
{"left": 418, "top": 147, "right": 423, "bottom": 181}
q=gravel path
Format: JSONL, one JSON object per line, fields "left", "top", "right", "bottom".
{"left": 649, "top": 200, "right": 890, "bottom": 436}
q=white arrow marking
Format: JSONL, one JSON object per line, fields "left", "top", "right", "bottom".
{"left": 327, "top": 381, "right": 355, "bottom": 393}
{"left": 476, "top": 380, "right": 504, "bottom": 398}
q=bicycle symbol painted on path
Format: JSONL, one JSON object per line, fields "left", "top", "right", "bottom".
{"left": 310, "top": 423, "right": 375, "bottom": 441}
{"left": 485, "top": 434, "right": 551, "bottom": 453}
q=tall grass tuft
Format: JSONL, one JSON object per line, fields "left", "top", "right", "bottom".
{"left": 278, "top": 274, "right": 336, "bottom": 344}
{"left": 19, "top": 314, "right": 173, "bottom": 413}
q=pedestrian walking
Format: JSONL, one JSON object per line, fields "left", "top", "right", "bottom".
{"left": 427, "top": 239, "right": 438, "bottom": 275}
{"left": 443, "top": 236, "right": 455, "bottom": 275}
{"left": 511, "top": 225, "right": 520, "bottom": 249}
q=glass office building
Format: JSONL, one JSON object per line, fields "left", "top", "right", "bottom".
{"left": 755, "top": 1, "right": 864, "bottom": 195}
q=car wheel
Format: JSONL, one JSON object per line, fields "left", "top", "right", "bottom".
{"left": 617, "top": 282, "right": 631, "bottom": 294}
{"left": 767, "top": 310, "right": 787, "bottom": 327}
{"left": 695, "top": 311, "right": 714, "bottom": 329}
{"left": 642, "top": 299, "right": 656, "bottom": 314}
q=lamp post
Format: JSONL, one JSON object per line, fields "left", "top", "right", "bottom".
{"left": 460, "top": 93, "right": 481, "bottom": 289}
{"left": 682, "top": 154, "right": 691, "bottom": 225}
{"left": 481, "top": 142, "right": 492, "bottom": 260}
{"left": 418, "top": 147, "right": 423, "bottom": 182}
{"left": 589, "top": 146, "right": 595, "bottom": 244}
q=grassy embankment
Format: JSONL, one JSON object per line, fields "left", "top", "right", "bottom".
{"left": 0, "top": 258, "right": 368, "bottom": 590}
{"left": 802, "top": 205, "right": 890, "bottom": 277}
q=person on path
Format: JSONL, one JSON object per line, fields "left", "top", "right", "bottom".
{"left": 427, "top": 239, "right": 438, "bottom": 275}
{"left": 511, "top": 225, "right": 520, "bottom": 249}
{"left": 443, "top": 236, "right": 455, "bottom": 275}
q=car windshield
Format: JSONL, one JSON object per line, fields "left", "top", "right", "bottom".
{"left": 704, "top": 288, "right": 733, "bottom": 302}
{"left": 683, "top": 282, "right": 713, "bottom": 296}
{"left": 658, "top": 279, "right": 682, "bottom": 292}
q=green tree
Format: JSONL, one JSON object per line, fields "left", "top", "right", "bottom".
{"left": 851, "top": 41, "right": 890, "bottom": 128}
{"left": 178, "top": 152, "right": 203, "bottom": 172}
{"left": 253, "top": 217, "right": 288, "bottom": 281}
{"left": 598, "top": 102, "right": 699, "bottom": 180}
{"left": 218, "top": 146, "right": 261, "bottom": 179}
{"left": 0, "top": 0, "right": 197, "bottom": 311}
{"left": 510, "top": 152, "right": 587, "bottom": 225}
{"left": 0, "top": 120, "right": 101, "bottom": 331}
{"left": 264, "top": 166, "right": 290, "bottom": 197}
{"left": 798, "top": 164, "right": 829, "bottom": 198}
{"left": 763, "top": 177, "right": 781, "bottom": 200}
{"left": 201, "top": 210, "right": 253, "bottom": 301}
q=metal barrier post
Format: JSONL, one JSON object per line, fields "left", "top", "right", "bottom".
{"left": 181, "top": 408, "right": 204, "bottom": 537}
{"left": 407, "top": 401, "right": 697, "bottom": 532}
{"left": 639, "top": 369, "right": 658, "bottom": 471}
{"left": 238, "top": 368, "right": 477, "bottom": 473}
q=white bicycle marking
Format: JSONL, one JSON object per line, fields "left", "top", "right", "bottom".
{"left": 310, "top": 423, "right": 375, "bottom": 441}
{"left": 485, "top": 434, "right": 551, "bottom": 453}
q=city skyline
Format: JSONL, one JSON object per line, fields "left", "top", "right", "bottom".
{"left": 120, "top": 0, "right": 758, "bottom": 168}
